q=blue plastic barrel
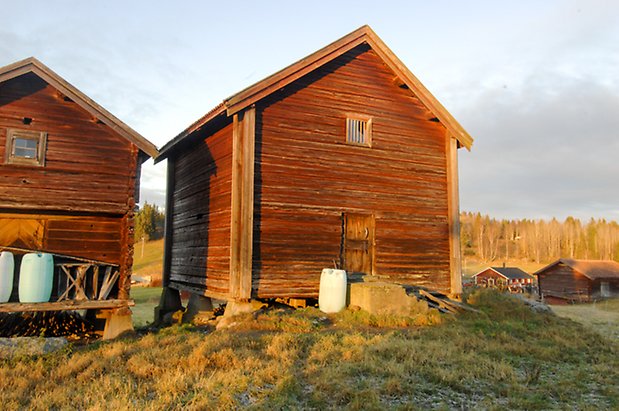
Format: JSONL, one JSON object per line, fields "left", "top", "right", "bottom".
{"left": 18, "top": 252, "right": 54, "bottom": 303}
{"left": 0, "top": 251, "right": 14, "bottom": 303}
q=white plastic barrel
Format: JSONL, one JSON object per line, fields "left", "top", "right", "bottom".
{"left": 318, "top": 268, "right": 347, "bottom": 313}
{"left": 0, "top": 251, "right": 14, "bottom": 303}
{"left": 19, "top": 252, "right": 54, "bottom": 303}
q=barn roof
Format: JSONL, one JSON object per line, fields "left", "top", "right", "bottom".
{"left": 0, "top": 57, "right": 158, "bottom": 158}
{"left": 473, "top": 267, "right": 533, "bottom": 280}
{"left": 157, "top": 25, "right": 473, "bottom": 161}
{"left": 535, "top": 259, "right": 619, "bottom": 280}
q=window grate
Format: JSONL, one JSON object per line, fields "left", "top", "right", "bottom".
{"left": 346, "top": 117, "right": 371, "bottom": 147}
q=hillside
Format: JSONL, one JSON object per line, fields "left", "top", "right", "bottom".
{"left": 132, "top": 239, "right": 164, "bottom": 285}
{"left": 1, "top": 291, "right": 617, "bottom": 409}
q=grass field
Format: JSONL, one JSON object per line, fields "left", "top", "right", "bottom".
{"left": 130, "top": 287, "right": 162, "bottom": 327}
{"left": 1, "top": 290, "right": 617, "bottom": 409}
{"left": 131, "top": 239, "right": 164, "bottom": 327}
{"left": 552, "top": 298, "right": 619, "bottom": 340}
{"left": 132, "top": 238, "right": 164, "bottom": 281}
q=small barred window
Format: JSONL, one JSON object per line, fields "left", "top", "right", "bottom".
{"left": 346, "top": 117, "right": 372, "bottom": 147}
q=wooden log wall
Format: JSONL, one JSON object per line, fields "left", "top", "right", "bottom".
{"left": 538, "top": 264, "right": 592, "bottom": 299}
{"left": 0, "top": 213, "right": 123, "bottom": 263}
{"left": 0, "top": 73, "right": 136, "bottom": 214}
{"left": 168, "top": 122, "right": 233, "bottom": 296}
{"left": 254, "top": 44, "right": 451, "bottom": 298}
{"left": 0, "top": 73, "right": 141, "bottom": 299}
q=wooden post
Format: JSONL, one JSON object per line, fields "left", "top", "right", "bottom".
{"left": 446, "top": 134, "right": 462, "bottom": 296}
{"left": 118, "top": 145, "right": 138, "bottom": 303}
{"left": 229, "top": 106, "right": 256, "bottom": 301}
{"left": 155, "top": 156, "right": 184, "bottom": 323}
{"left": 162, "top": 157, "right": 175, "bottom": 288}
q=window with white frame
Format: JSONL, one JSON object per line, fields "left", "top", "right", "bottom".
{"left": 5, "top": 128, "right": 47, "bottom": 166}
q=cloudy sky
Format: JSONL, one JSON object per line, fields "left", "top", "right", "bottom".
{"left": 2, "top": 1, "right": 617, "bottom": 221}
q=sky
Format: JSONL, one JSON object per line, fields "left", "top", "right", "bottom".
{"left": 1, "top": 0, "right": 618, "bottom": 222}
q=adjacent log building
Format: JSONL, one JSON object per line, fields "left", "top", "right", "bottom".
{"left": 0, "top": 58, "right": 158, "bottom": 333}
{"left": 536, "top": 259, "right": 619, "bottom": 303}
{"left": 156, "top": 26, "right": 473, "bottom": 306}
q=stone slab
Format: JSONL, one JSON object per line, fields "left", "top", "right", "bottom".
{"left": 348, "top": 281, "right": 429, "bottom": 316}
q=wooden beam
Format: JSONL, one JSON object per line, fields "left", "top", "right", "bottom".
{"left": 0, "top": 299, "right": 134, "bottom": 313}
{"left": 226, "top": 37, "right": 367, "bottom": 116}
{"left": 229, "top": 106, "right": 256, "bottom": 301}
{"left": 446, "top": 134, "right": 462, "bottom": 296}
{"left": 0, "top": 58, "right": 158, "bottom": 158}
{"left": 162, "top": 157, "right": 176, "bottom": 288}
{"left": 169, "top": 282, "right": 229, "bottom": 302}
{"left": 118, "top": 146, "right": 138, "bottom": 302}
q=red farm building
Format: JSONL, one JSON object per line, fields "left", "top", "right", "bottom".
{"left": 155, "top": 26, "right": 474, "bottom": 316}
{"left": 536, "top": 259, "right": 619, "bottom": 304}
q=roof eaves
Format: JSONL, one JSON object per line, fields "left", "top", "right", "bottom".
{"left": 224, "top": 26, "right": 372, "bottom": 116}
{"left": 155, "top": 102, "right": 227, "bottom": 163}
{"left": 0, "top": 57, "right": 159, "bottom": 158}
{"left": 362, "top": 29, "right": 473, "bottom": 150}
{"left": 223, "top": 25, "right": 473, "bottom": 150}
{"left": 157, "top": 24, "right": 474, "bottom": 159}
{"left": 533, "top": 259, "right": 562, "bottom": 276}
{"left": 472, "top": 267, "right": 509, "bottom": 279}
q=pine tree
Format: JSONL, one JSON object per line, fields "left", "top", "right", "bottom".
{"left": 134, "top": 202, "right": 165, "bottom": 241}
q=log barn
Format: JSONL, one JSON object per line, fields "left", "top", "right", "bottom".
{"left": 536, "top": 259, "right": 619, "bottom": 304}
{"left": 0, "top": 58, "right": 158, "bottom": 336}
{"left": 156, "top": 26, "right": 473, "bottom": 312}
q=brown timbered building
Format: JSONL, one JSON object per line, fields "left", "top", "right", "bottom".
{"left": 156, "top": 26, "right": 473, "bottom": 308}
{"left": 536, "top": 259, "right": 619, "bottom": 303}
{"left": 0, "top": 58, "right": 158, "bottom": 336}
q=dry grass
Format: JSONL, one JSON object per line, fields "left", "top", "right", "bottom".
{"left": 552, "top": 298, "right": 619, "bottom": 341}
{"left": 0, "top": 290, "right": 617, "bottom": 410}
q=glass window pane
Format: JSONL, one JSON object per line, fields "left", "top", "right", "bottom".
{"left": 14, "top": 147, "right": 36, "bottom": 158}
{"left": 14, "top": 137, "right": 38, "bottom": 149}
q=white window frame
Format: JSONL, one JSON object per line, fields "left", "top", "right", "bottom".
{"left": 5, "top": 128, "right": 47, "bottom": 166}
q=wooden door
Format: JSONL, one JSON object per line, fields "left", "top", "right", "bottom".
{"left": 342, "top": 213, "right": 375, "bottom": 274}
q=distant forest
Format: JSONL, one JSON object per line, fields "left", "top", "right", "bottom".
{"left": 461, "top": 212, "right": 619, "bottom": 263}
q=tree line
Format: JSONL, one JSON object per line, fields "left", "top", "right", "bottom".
{"left": 134, "top": 202, "right": 165, "bottom": 241}
{"left": 461, "top": 212, "right": 619, "bottom": 263}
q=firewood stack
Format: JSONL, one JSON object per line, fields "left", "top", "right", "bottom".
{"left": 0, "top": 311, "right": 97, "bottom": 340}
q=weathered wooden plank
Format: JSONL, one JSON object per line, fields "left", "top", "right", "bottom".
{"left": 0, "top": 299, "right": 134, "bottom": 313}
{"left": 168, "top": 122, "right": 233, "bottom": 293}
{"left": 0, "top": 75, "right": 137, "bottom": 213}
{"left": 169, "top": 281, "right": 229, "bottom": 301}
{"left": 253, "top": 46, "right": 452, "bottom": 296}
{"left": 162, "top": 156, "right": 175, "bottom": 288}
{"left": 446, "top": 134, "right": 462, "bottom": 296}
{"left": 229, "top": 107, "right": 255, "bottom": 301}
